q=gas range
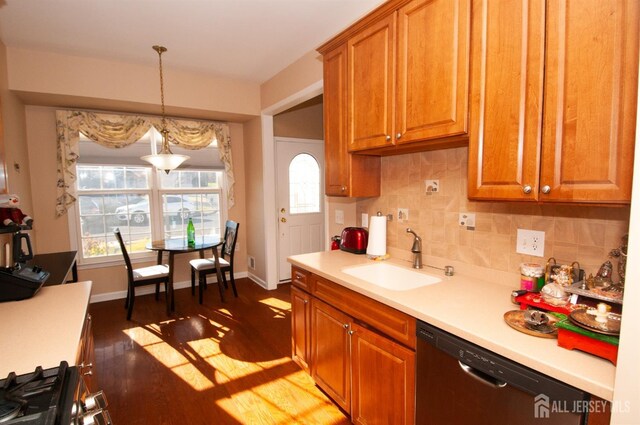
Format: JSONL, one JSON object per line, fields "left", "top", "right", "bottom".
{"left": 0, "top": 362, "right": 111, "bottom": 424}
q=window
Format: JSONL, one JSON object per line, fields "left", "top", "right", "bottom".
{"left": 72, "top": 129, "right": 225, "bottom": 264}
{"left": 289, "top": 153, "right": 320, "bottom": 214}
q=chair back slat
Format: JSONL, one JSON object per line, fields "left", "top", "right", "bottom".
{"left": 220, "top": 220, "right": 239, "bottom": 261}
{"left": 113, "top": 228, "right": 135, "bottom": 281}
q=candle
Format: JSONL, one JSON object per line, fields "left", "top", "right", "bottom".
{"left": 4, "top": 242, "right": 10, "bottom": 267}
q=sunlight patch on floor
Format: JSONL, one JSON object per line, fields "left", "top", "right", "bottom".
{"left": 124, "top": 326, "right": 215, "bottom": 391}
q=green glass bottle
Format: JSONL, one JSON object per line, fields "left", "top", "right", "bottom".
{"left": 187, "top": 218, "right": 195, "bottom": 247}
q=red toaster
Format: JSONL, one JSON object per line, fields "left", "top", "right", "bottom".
{"left": 339, "top": 227, "right": 368, "bottom": 254}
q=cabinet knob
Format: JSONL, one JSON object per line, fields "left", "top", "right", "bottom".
{"left": 303, "top": 300, "right": 308, "bottom": 304}
{"left": 343, "top": 323, "right": 349, "bottom": 329}
{"left": 341, "top": 185, "right": 346, "bottom": 192}
{"left": 522, "top": 185, "right": 532, "bottom": 194}
{"left": 348, "top": 330, "right": 355, "bottom": 335}
{"left": 541, "top": 185, "right": 551, "bottom": 194}
{"left": 280, "top": 217, "right": 287, "bottom": 223}
{"left": 396, "top": 133, "right": 402, "bottom": 139}
{"left": 385, "top": 135, "right": 391, "bottom": 141}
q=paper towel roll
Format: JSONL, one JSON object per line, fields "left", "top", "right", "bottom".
{"left": 366, "top": 215, "right": 387, "bottom": 256}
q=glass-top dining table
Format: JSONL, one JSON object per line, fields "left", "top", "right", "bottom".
{"left": 146, "top": 235, "right": 223, "bottom": 312}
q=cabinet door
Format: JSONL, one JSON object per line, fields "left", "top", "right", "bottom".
{"left": 324, "top": 44, "right": 382, "bottom": 197}
{"left": 0, "top": 96, "right": 7, "bottom": 194}
{"left": 396, "top": 0, "right": 469, "bottom": 144}
{"left": 77, "top": 313, "right": 96, "bottom": 392}
{"left": 291, "top": 286, "right": 311, "bottom": 373}
{"left": 541, "top": 0, "right": 639, "bottom": 203}
{"left": 351, "top": 322, "right": 415, "bottom": 425}
{"left": 348, "top": 13, "right": 396, "bottom": 151}
{"left": 467, "top": 0, "right": 546, "bottom": 201}
{"left": 324, "top": 44, "right": 350, "bottom": 196}
{"left": 311, "top": 298, "right": 352, "bottom": 413}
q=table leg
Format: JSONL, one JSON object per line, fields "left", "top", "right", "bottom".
{"left": 168, "top": 251, "right": 175, "bottom": 313}
{"left": 157, "top": 250, "right": 163, "bottom": 265}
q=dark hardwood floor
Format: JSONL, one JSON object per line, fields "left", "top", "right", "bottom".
{"left": 89, "top": 278, "right": 350, "bottom": 424}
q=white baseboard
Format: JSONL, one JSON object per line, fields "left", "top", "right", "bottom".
{"left": 89, "top": 271, "right": 249, "bottom": 304}
{"left": 247, "top": 272, "right": 267, "bottom": 289}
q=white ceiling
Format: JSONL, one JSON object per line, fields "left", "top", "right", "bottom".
{"left": 0, "top": 0, "right": 385, "bottom": 83}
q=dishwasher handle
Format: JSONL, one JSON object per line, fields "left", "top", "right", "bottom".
{"left": 458, "top": 361, "right": 507, "bottom": 389}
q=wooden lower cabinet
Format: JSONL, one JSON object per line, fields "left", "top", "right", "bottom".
{"left": 291, "top": 267, "right": 416, "bottom": 423}
{"left": 291, "top": 286, "right": 311, "bottom": 373}
{"left": 311, "top": 298, "right": 352, "bottom": 412}
{"left": 77, "top": 313, "right": 96, "bottom": 391}
{"left": 351, "top": 322, "right": 415, "bottom": 425}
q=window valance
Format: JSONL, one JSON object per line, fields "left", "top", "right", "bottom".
{"left": 55, "top": 110, "right": 235, "bottom": 216}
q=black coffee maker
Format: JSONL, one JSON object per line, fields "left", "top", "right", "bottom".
{"left": 12, "top": 230, "right": 34, "bottom": 264}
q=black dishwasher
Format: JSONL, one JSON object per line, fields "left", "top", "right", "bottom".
{"left": 416, "top": 320, "right": 590, "bottom": 425}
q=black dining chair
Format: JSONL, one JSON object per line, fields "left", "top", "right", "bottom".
{"left": 189, "top": 220, "right": 239, "bottom": 304}
{"left": 114, "top": 228, "right": 171, "bottom": 320}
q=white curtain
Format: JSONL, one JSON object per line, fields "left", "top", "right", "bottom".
{"left": 55, "top": 110, "right": 235, "bottom": 217}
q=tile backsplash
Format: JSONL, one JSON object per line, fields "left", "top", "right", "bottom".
{"left": 356, "top": 147, "right": 630, "bottom": 281}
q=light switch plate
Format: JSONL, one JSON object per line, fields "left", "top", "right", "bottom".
{"left": 335, "top": 209, "right": 344, "bottom": 225}
{"left": 398, "top": 208, "right": 409, "bottom": 223}
{"left": 362, "top": 213, "right": 369, "bottom": 228}
{"left": 425, "top": 179, "right": 439, "bottom": 194}
{"left": 516, "top": 229, "right": 545, "bottom": 257}
{"left": 459, "top": 213, "right": 476, "bottom": 229}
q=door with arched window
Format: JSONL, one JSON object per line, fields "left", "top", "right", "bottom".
{"left": 276, "top": 138, "right": 325, "bottom": 282}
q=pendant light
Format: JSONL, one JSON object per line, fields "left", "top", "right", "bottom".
{"left": 141, "top": 45, "right": 189, "bottom": 174}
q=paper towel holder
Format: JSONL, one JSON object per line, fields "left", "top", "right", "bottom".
{"left": 377, "top": 211, "right": 393, "bottom": 222}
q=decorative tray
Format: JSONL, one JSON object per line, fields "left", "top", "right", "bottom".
{"left": 563, "top": 281, "right": 623, "bottom": 305}
{"left": 569, "top": 308, "right": 621, "bottom": 336}
{"left": 503, "top": 310, "right": 559, "bottom": 339}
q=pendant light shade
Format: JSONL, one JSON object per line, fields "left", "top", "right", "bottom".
{"left": 141, "top": 45, "right": 189, "bottom": 173}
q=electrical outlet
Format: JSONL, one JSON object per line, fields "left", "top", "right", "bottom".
{"left": 335, "top": 209, "right": 344, "bottom": 225}
{"left": 459, "top": 213, "right": 476, "bottom": 229}
{"left": 398, "top": 208, "right": 409, "bottom": 223}
{"left": 248, "top": 256, "right": 255, "bottom": 269}
{"left": 516, "top": 229, "right": 545, "bottom": 257}
{"left": 424, "top": 179, "right": 439, "bottom": 194}
{"left": 362, "top": 213, "right": 369, "bottom": 228}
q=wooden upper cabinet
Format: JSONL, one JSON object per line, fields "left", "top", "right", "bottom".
{"left": 541, "top": 0, "right": 639, "bottom": 203}
{"left": 0, "top": 96, "right": 7, "bottom": 195}
{"left": 468, "top": 0, "right": 545, "bottom": 201}
{"left": 324, "top": 44, "right": 381, "bottom": 197}
{"left": 396, "top": 0, "right": 469, "bottom": 145}
{"left": 469, "top": 0, "right": 638, "bottom": 204}
{"left": 324, "top": 44, "right": 351, "bottom": 196}
{"left": 348, "top": 14, "right": 396, "bottom": 151}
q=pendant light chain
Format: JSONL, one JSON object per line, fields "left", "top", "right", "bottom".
{"left": 157, "top": 46, "right": 166, "bottom": 127}
{"left": 142, "top": 45, "right": 189, "bottom": 173}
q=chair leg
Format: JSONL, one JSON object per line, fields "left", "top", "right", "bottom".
{"left": 198, "top": 273, "right": 205, "bottom": 304}
{"left": 124, "top": 287, "right": 130, "bottom": 309}
{"left": 155, "top": 282, "right": 160, "bottom": 300}
{"left": 127, "top": 287, "right": 135, "bottom": 320}
{"left": 164, "top": 279, "right": 171, "bottom": 315}
{"left": 221, "top": 271, "right": 228, "bottom": 290}
{"left": 190, "top": 267, "right": 195, "bottom": 296}
{"left": 229, "top": 267, "right": 238, "bottom": 297}
{"left": 216, "top": 278, "right": 226, "bottom": 303}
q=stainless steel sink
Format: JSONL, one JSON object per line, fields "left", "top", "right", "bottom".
{"left": 342, "top": 262, "right": 442, "bottom": 291}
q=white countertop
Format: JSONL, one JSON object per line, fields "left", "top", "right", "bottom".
{"left": 288, "top": 251, "right": 616, "bottom": 401}
{"left": 0, "top": 281, "right": 92, "bottom": 376}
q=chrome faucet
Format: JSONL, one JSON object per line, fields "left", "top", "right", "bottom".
{"left": 406, "top": 228, "right": 422, "bottom": 269}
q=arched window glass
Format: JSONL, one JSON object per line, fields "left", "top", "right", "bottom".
{"left": 289, "top": 153, "right": 320, "bottom": 214}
